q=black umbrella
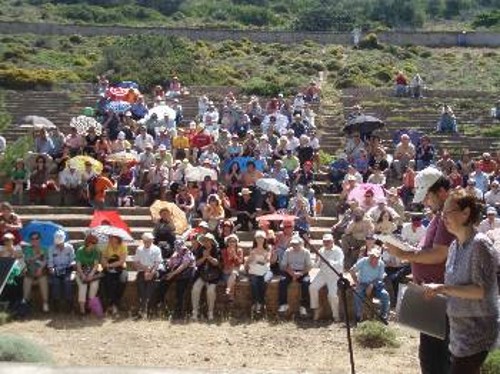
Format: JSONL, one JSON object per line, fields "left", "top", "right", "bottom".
{"left": 343, "top": 115, "right": 384, "bottom": 134}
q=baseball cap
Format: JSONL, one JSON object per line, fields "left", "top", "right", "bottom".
{"left": 290, "top": 235, "right": 303, "bottom": 245}
{"left": 486, "top": 207, "right": 497, "bottom": 216}
{"left": 142, "top": 232, "right": 154, "bottom": 241}
{"left": 322, "top": 233, "right": 334, "bottom": 241}
{"left": 54, "top": 230, "right": 66, "bottom": 245}
{"left": 198, "top": 221, "right": 209, "bottom": 230}
{"left": 413, "top": 167, "right": 444, "bottom": 204}
{"left": 368, "top": 248, "right": 381, "bottom": 258}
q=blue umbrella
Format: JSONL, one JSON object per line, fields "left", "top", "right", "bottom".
{"left": 105, "top": 100, "right": 131, "bottom": 114}
{"left": 20, "top": 221, "right": 67, "bottom": 249}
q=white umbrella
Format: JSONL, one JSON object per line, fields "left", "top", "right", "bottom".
{"left": 70, "top": 115, "right": 102, "bottom": 135}
{"left": 144, "top": 104, "right": 176, "bottom": 128}
{"left": 87, "top": 225, "right": 134, "bottom": 243}
{"left": 184, "top": 166, "right": 217, "bottom": 182}
{"left": 256, "top": 178, "right": 290, "bottom": 195}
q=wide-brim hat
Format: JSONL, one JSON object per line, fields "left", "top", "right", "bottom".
{"left": 239, "top": 188, "right": 252, "bottom": 196}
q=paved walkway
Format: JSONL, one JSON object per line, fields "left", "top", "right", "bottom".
{"left": 0, "top": 364, "right": 337, "bottom": 374}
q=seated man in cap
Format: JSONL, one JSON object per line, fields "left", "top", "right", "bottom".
{"left": 138, "top": 143, "right": 156, "bottom": 189}
{"left": 58, "top": 162, "right": 83, "bottom": 206}
{"left": 341, "top": 208, "right": 375, "bottom": 270}
{"left": 485, "top": 180, "right": 500, "bottom": 212}
{"left": 48, "top": 230, "right": 75, "bottom": 312}
{"left": 349, "top": 248, "right": 390, "bottom": 323}
{"left": 134, "top": 232, "right": 162, "bottom": 318}
{"left": 309, "top": 233, "right": 344, "bottom": 321}
{"left": 478, "top": 207, "right": 500, "bottom": 234}
{"left": 278, "top": 235, "right": 312, "bottom": 317}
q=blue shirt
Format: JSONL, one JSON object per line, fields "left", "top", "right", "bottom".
{"left": 353, "top": 257, "right": 385, "bottom": 284}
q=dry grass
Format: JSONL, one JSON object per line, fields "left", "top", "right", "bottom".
{"left": 0, "top": 316, "right": 420, "bottom": 373}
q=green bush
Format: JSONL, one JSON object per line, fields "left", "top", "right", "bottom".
{"left": 482, "top": 350, "right": 500, "bottom": 374}
{"left": 0, "top": 136, "right": 34, "bottom": 176}
{"left": 0, "top": 67, "right": 80, "bottom": 90}
{"left": 354, "top": 321, "right": 400, "bottom": 349}
{"left": 359, "top": 33, "right": 383, "bottom": 50}
{"left": 241, "top": 77, "right": 283, "bottom": 97}
{"left": 0, "top": 334, "right": 52, "bottom": 363}
{"left": 318, "top": 150, "right": 335, "bottom": 166}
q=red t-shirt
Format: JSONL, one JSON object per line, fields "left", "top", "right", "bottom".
{"left": 412, "top": 213, "right": 455, "bottom": 284}
{"left": 191, "top": 133, "right": 212, "bottom": 149}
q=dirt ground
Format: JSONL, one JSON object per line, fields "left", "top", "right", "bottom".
{"left": 0, "top": 316, "right": 421, "bottom": 374}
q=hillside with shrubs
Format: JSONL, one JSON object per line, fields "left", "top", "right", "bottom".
{"left": 0, "top": 0, "right": 500, "bottom": 30}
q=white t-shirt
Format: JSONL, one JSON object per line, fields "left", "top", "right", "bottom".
{"left": 134, "top": 244, "right": 162, "bottom": 269}
{"left": 401, "top": 222, "right": 427, "bottom": 246}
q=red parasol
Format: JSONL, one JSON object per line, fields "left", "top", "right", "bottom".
{"left": 89, "top": 210, "right": 131, "bottom": 234}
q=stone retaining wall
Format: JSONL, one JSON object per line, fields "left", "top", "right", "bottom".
{"left": 1, "top": 21, "right": 500, "bottom": 47}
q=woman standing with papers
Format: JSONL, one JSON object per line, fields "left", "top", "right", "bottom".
{"left": 424, "top": 188, "right": 498, "bottom": 374}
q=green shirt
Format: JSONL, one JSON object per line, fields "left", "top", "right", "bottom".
{"left": 23, "top": 245, "right": 48, "bottom": 277}
{"left": 76, "top": 246, "right": 100, "bottom": 267}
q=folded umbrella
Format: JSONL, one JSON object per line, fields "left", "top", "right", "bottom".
{"left": 256, "top": 178, "right": 290, "bottom": 196}
{"left": 150, "top": 200, "right": 189, "bottom": 235}
{"left": 20, "top": 220, "right": 67, "bottom": 249}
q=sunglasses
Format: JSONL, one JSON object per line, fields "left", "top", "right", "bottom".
{"left": 31, "top": 237, "right": 40, "bottom": 241}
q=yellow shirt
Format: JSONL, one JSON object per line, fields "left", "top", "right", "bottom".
{"left": 173, "top": 136, "right": 190, "bottom": 149}
{"left": 102, "top": 243, "right": 128, "bottom": 268}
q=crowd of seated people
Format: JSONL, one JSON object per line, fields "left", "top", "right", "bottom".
{"left": 1, "top": 75, "right": 499, "bottom": 327}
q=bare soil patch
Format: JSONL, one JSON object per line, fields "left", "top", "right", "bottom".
{"left": 0, "top": 316, "right": 420, "bottom": 373}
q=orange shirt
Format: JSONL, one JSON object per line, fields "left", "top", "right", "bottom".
{"left": 94, "top": 176, "right": 114, "bottom": 202}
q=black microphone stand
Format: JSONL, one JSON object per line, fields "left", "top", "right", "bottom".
{"left": 310, "top": 246, "right": 389, "bottom": 374}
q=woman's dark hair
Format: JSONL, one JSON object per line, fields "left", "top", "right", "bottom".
{"left": 35, "top": 156, "right": 45, "bottom": 165}
{"left": 230, "top": 162, "right": 240, "bottom": 173}
{"left": 109, "top": 235, "right": 123, "bottom": 244}
{"left": 427, "top": 176, "right": 451, "bottom": 195}
{"left": 447, "top": 188, "right": 484, "bottom": 226}
{"left": 252, "top": 237, "right": 269, "bottom": 251}
{"left": 377, "top": 209, "right": 393, "bottom": 223}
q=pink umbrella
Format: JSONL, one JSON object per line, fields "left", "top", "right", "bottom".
{"left": 256, "top": 213, "right": 297, "bottom": 222}
{"left": 347, "top": 183, "right": 385, "bottom": 205}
